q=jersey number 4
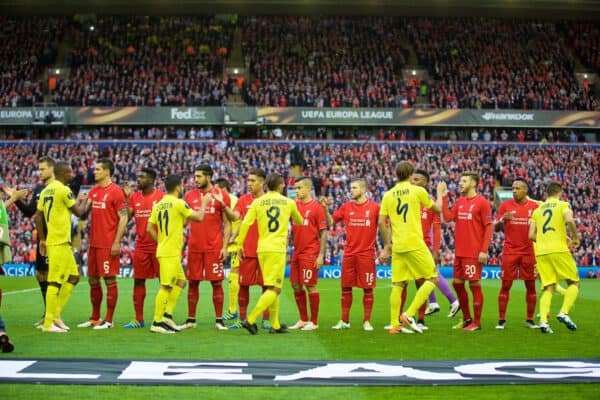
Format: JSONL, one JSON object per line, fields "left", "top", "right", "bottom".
{"left": 396, "top": 198, "right": 408, "bottom": 222}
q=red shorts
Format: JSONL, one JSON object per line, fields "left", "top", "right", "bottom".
{"left": 454, "top": 257, "right": 483, "bottom": 281}
{"left": 501, "top": 254, "right": 536, "bottom": 280}
{"left": 186, "top": 252, "right": 224, "bottom": 281}
{"left": 341, "top": 254, "right": 376, "bottom": 289}
{"left": 132, "top": 250, "right": 160, "bottom": 280}
{"left": 88, "top": 247, "right": 120, "bottom": 277}
{"left": 238, "top": 256, "right": 264, "bottom": 287}
{"left": 290, "top": 254, "right": 319, "bottom": 286}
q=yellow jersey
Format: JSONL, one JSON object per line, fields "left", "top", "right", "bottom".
{"left": 149, "top": 194, "right": 193, "bottom": 258}
{"left": 37, "top": 180, "right": 75, "bottom": 245}
{"left": 237, "top": 190, "right": 303, "bottom": 254}
{"left": 531, "top": 198, "right": 571, "bottom": 255}
{"left": 380, "top": 181, "right": 434, "bottom": 253}
{"left": 227, "top": 193, "right": 239, "bottom": 253}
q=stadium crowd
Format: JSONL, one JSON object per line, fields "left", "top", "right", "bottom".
{"left": 407, "top": 18, "right": 597, "bottom": 111}
{"left": 1, "top": 139, "right": 598, "bottom": 269}
{"left": 52, "top": 16, "right": 235, "bottom": 107}
{"left": 1, "top": 16, "right": 598, "bottom": 110}
{"left": 240, "top": 16, "right": 411, "bottom": 108}
{"left": 0, "top": 16, "right": 66, "bottom": 107}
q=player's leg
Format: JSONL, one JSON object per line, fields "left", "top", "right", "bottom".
{"left": 402, "top": 248, "right": 438, "bottom": 333}
{"left": 389, "top": 253, "right": 410, "bottom": 333}
{"left": 34, "top": 254, "right": 49, "bottom": 326}
{"left": 0, "top": 293, "right": 15, "bottom": 352}
{"left": 289, "top": 257, "right": 308, "bottom": 329}
{"left": 302, "top": 257, "right": 320, "bottom": 330}
{"left": 535, "top": 254, "right": 556, "bottom": 333}
{"left": 333, "top": 256, "right": 355, "bottom": 329}
{"left": 94, "top": 249, "right": 120, "bottom": 330}
{"left": 556, "top": 253, "right": 580, "bottom": 331}
{"left": 358, "top": 254, "right": 375, "bottom": 331}
{"left": 54, "top": 246, "right": 80, "bottom": 330}
{"left": 414, "top": 279, "right": 428, "bottom": 329}
{"left": 181, "top": 252, "right": 202, "bottom": 328}
{"left": 435, "top": 265, "right": 458, "bottom": 315}
{"left": 452, "top": 257, "right": 472, "bottom": 328}
{"left": 244, "top": 253, "right": 283, "bottom": 334}
{"left": 42, "top": 246, "right": 66, "bottom": 332}
{"left": 224, "top": 251, "right": 240, "bottom": 320}
{"left": 78, "top": 247, "right": 103, "bottom": 327}
{"left": 126, "top": 251, "right": 153, "bottom": 328}
{"left": 521, "top": 255, "right": 538, "bottom": 328}
{"left": 205, "top": 252, "right": 226, "bottom": 330}
{"left": 497, "top": 254, "right": 517, "bottom": 329}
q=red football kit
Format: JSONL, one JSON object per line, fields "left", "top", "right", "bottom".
{"left": 88, "top": 183, "right": 127, "bottom": 277}
{"left": 234, "top": 193, "right": 263, "bottom": 286}
{"left": 496, "top": 199, "right": 539, "bottom": 280}
{"left": 129, "top": 189, "right": 164, "bottom": 279}
{"left": 291, "top": 199, "right": 327, "bottom": 286}
{"left": 332, "top": 200, "right": 380, "bottom": 288}
{"left": 185, "top": 187, "right": 230, "bottom": 281}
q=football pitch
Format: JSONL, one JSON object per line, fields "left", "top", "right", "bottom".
{"left": 1, "top": 276, "right": 599, "bottom": 399}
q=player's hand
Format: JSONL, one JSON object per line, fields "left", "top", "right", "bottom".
{"left": 219, "top": 247, "right": 227, "bottom": 261}
{"left": 77, "top": 191, "right": 89, "bottom": 203}
{"left": 9, "top": 188, "right": 28, "bottom": 201}
{"left": 432, "top": 251, "right": 441, "bottom": 264}
{"left": 378, "top": 246, "right": 391, "bottom": 264}
{"left": 568, "top": 237, "right": 580, "bottom": 249}
{"left": 211, "top": 190, "right": 224, "bottom": 206}
{"left": 201, "top": 193, "right": 212, "bottom": 206}
{"left": 237, "top": 248, "right": 245, "bottom": 261}
{"left": 503, "top": 211, "right": 514, "bottom": 221}
{"left": 315, "top": 254, "right": 324, "bottom": 270}
{"left": 318, "top": 196, "right": 330, "bottom": 209}
{"left": 39, "top": 240, "right": 47, "bottom": 256}
{"left": 478, "top": 252, "right": 488, "bottom": 264}
{"left": 436, "top": 181, "right": 448, "bottom": 197}
{"left": 110, "top": 242, "right": 120, "bottom": 257}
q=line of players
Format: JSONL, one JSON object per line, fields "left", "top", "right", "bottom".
{"left": 7, "top": 157, "right": 581, "bottom": 335}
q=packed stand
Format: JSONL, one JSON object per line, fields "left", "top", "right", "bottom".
{"left": 407, "top": 17, "right": 598, "bottom": 111}
{"left": 52, "top": 16, "right": 234, "bottom": 107}
{"left": 241, "top": 17, "right": 411, "bottom": 108}
{"left": 0, "top": 17, "right": 67, "bottom": 107}
{"left": 566, "top": 22, "right": 600, "bottom": 73}
{"left": 1, "top": 140, "right": 599, "bottom": 269}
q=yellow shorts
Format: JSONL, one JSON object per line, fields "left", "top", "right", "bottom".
{"left": 47, "top": 244, "right": 79, "bottom": 284}
{"left": 158, "top": 256, "right": 186, "bottom": 287}
{"left": 536, "top": 252, "right": 579, "bottom": 288}
{"left": 258, "top": 252, "right": 286, "bottom": 289}
{"left": 391, "top": 244, "right": 436, "bottom": 283}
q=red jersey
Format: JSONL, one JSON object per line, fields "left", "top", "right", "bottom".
{"left": 292, "top": 199, "right": 328, "bottom": 257}
{"left": 185, "top": 187, "right": 231, "bottom": 253}
{"left": 421, "top": 200, "right": 441, "bottom": 251}
{"left": 496, "top": 198, "right": 538, "bottom": 255}
{"left": 129, "top": 189, "right": 165, "bottom": 252}
{"left": 235, "top": 193, "right": 260, "bottom": 257}
{"left": 89, "top": 182, "right": 127, "bottom": 249}
{"left": 444, "top": 194, "right": 493, "bottom": 258}
{"left": 332, "top": 200, "right": 380, "bottom": 256}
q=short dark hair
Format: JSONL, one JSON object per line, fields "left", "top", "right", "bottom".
{"left": 54, "top": 161, "right": 71, "bottom": 176}
{"left": 546, "top": 182, "right": 562, "bottom": 196}
{"left": 141, "top": 168, "right": 157, "bottom": 181}
{"left": 396, "top": 161, "right": 414, "bottom": 181}
{"left": 38, "top": 156, "right": 55, "bottom": 167}
{"left": 195, "top": 164, "right": 213, "bottom": 177}
{"left": 98, "top": 158, "right": 115, "bottom": 176}
{"left": 214, "top": 178, "right": 231, "bottom": 191}
{"left": 513, "top": 177, "right": 529, "bottom": 189}
{"left": 165, "top": 174, "right": 182, "bottom": 193}
{"left": 249, "top": 168, "right": 266, "bottom": 180}
{"left": 265, "top": 174, "right": 283, "bottom": 191}
{"left": 461, "top": 171, "right": 480, "bottom": 185}
{"left": 414, "top": 169, "right": 430, "bottom": 183}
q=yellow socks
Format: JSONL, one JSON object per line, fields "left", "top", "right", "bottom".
{"left": 248, "top": 289, "right": 277, "bottom": 324}
{"left": 539, "top": 290, "right": 553, "bottom": 324}
{"left": 43, "top": 285, "right": 60, "bottom": 328}
{"left": 153, "top": 287, "right": 170, "bottom": 323}
{"left": 165, "top": 285, "right": 183, "bottom": 316}
{"left": 407, "top": 280, "right": 436, "bottom": 317}
{"left": 389, "top": 285, "right": 403, "bottom": 327}
{"left": 228, "top": 271, "right": 239, "bottom": 314}
{"left": 560, "top": 284, "right": 579, "bottom": 315}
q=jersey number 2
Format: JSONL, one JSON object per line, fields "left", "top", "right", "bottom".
{"left": 542, "top": 209, "right": 555, "bottom": 234}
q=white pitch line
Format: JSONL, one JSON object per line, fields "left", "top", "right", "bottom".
{"left": 2, "top": 288, "right": 40, "bottom": 295}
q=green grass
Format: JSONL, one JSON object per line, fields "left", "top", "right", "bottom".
{"left": 1, "top": 277, "right": 599, "bottom": 399}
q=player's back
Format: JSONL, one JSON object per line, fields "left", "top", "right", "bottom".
{"left": 381, "top": 181, "right": 432, "bottom": 252}
{"left": 251, "top": 191, "right": 302, "bottom": 254}
{"left": 150, "top": 194, "right": 192, "bottom": 258}
{"left": 38, "top": 180, "right": 75, "bottom": 246}
{"left": 532, "top": 198, "right": 570, "bottom": 255}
